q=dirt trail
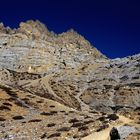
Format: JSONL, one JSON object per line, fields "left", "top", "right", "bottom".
{"left": 82, "top": 115, "right": 133, "bottom": 140}
{"left": 75, "top": 88, "right": 90, "bottom": 111}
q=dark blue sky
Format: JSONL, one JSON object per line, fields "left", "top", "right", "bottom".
{"left": 0, "top": 0, "right": 140, "bottom": 58}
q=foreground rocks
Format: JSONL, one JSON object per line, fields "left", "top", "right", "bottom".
{"left": 0, "top": 20, "right": 139, "bottom": 139}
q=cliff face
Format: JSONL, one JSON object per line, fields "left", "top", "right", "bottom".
{"left": 0, "top": 20, "right": 139, "bottom": 140}
{"left": 0, "top": 20, "right": 106, "bottom": 73}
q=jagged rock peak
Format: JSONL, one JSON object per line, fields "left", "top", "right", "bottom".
{"left": 0, "top": 22, "right": 12, "bottom": 34}
{"left": 62, "top": 28, "right": 78, "bottom": 35}
{"left": 57, "top": 27, "right": 100, "bottom": 52}
{"left": 19, "top": 20, "right": 49, "bottom": 32}
{"left": 0, "top": 23, "right": 4, "bottom": 28}
{"left": 58, "top": 28, "right": 82, "bottom": 40}
{"left": 17, "top": 20, "right": 55, "bottom": 39}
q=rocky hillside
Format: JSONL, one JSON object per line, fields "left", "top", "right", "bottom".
{"left": 0, "top": 20, "right": 105, "bottom": 73}
{"left": 0, "top": 20, "right": 139, "bottom": 140}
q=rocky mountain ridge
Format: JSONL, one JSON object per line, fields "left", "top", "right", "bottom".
{"left": 0, "top": 20, "right": 106, "bottom": 72}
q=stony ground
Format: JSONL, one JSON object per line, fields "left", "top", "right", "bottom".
{"left": 0, "top": 85, "right": 108, "bottom": 140}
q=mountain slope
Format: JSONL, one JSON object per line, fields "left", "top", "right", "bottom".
{"left": 0, "top": 20, "right": 139, "bottom": 140}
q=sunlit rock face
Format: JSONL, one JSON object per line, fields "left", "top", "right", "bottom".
{"left": 0, "top": 20, "right": 139, "bottom": 140}
{"left": 0, "top": 20, "right": 106, "bottom": 73}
